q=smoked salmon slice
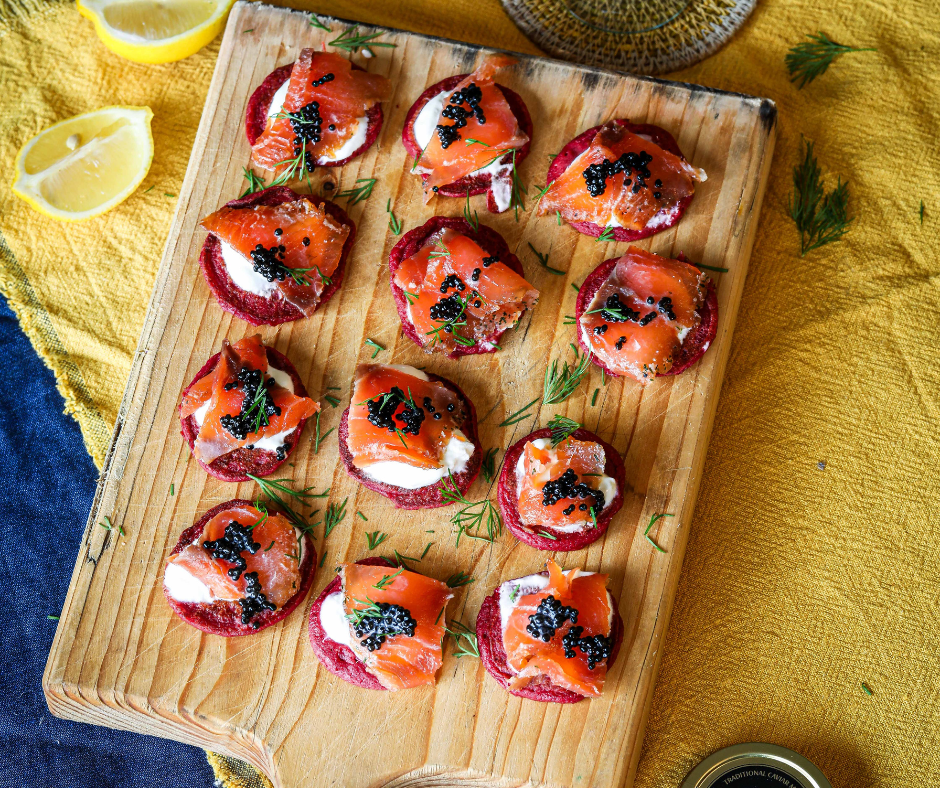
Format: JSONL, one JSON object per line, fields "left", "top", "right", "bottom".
{"left": 251, "top": 49, "right": 391, "bottom": 174}
{"left": 180, "top": 335, "right": 319, "bottom": 464}
{"left": 578, "top": 247, "right": 707, "bottom": 383}
{"left": 502, "top": 560, "right": 614, "bottom": 697}
{"left": 414, "top": 55, "right": 529, "bottom": 202}
{"left": 539, "top": 121, "right": 705, "bottom": 231}
{"left": 517, "top": 437, "right": 608, "bottom": 529}
{"left": 166, "top": 503, "right": 302, "bottom": 612}
{"left": 392, "top": 227, "right": 538, "bottom": 354}
{"left": 347, "top": 364, "right": 469, "bottom": 471}
{"left": 341, "top": 563, "right": 453, "bottom": 690}
{"left": 201, "top": 195, "right": 350, "bottom": 316}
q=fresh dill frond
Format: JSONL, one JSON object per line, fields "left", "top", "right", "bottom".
{"left": 386, "top": 198, "right": 402, "bottom": 234}
{"left": 440, "top": 473, "right": 503, "bottom": 546}
{"left": 446, "top": 571, "right": 475, "bottom": 588}
{"left": 336, "top": 178, "right": 377, "bottom": 205}
{"left": 498, "top": 396, "right": 539, "bottom": 427}
{"left": 644, "top": 512, "right": 674, "bottom": 553}
{"left": 528, "top": 242, "right": 565, "bottom": 275}
{"left": 365, "top": 530, "right": 389, "bottom": 550}
{"left": 446, "top": 620, "right": 480, "bottom": 658}
{"left": 373, "top": 566, "right": 404, "bottom": 590}
{"left": 543, "top": 345, "right": 592, "bottom": 405}
{"left": 463, "top": 188, "right": 479, "bottom": 231}
{"left": 328, "top": 25, "right": 395, "bottom": 53}
{"left": 240, "top": 167, "right": 267, "bottom": 197}
{"left": 595, "top": 226, "right": 615, "bottom": 243}
{"left": 547, "top": 414, "right": 581, "bottom": 446}
{"left": 324, "top": 497, "right": 348, "bottom": 536}
{"left": 787, "top": 139, "right": 853, "bottom": 256}
{"left": 364, "top": 338, "right": 384, "bottom": 358}
{"left": 785, "top": 32, "right": 875, "bottom": 89}
{"left": 481, "top": 447, "right": 499, "bottom": 483}
{"left": 309, "top": 15, "right": 330, "bottom": 31}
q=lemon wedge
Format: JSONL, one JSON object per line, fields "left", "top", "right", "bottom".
{"left": 12, "top": 106, "right": 154, "bottom": 222}
{"left": 77, "top": 0, "right": 234, "bottom": 64}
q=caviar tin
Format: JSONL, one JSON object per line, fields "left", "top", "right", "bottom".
{"left": 681, "top": 743, "right": 832, "bottom": 788}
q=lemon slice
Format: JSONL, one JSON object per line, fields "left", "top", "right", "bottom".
{"left": 77, "top": 0, "right": 234, "bottom": 64}
{"left": 12, "top": 107, "right": 154, "bottom": 222}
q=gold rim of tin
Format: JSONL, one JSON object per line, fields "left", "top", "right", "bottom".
{"left": 681, "top": 743, "right": 833, "bottom": 788}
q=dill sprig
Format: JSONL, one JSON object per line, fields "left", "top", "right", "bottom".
{"left": 861, "top": 682, "right": 874, "bottom": 697}
{"left": 328, "top": 25, "right": 396, "bottom": 53}
{"left": 543, "top": 345, "right": 592, "bottom": 405}
{"left": 364, "top": 338, "right": 384, "bottom": 358}
{"left": 532, "top": 182, "right": 551, "bottom": 209}
{"left": 99, "top": 515, "right": 125, "bottom": 537}
{"left": 446, "top": 620, "right": 479, "bottom": 658}
{"left": 324, "top": 497, "right": 348, "bottom": 536}
{"left": 386, "top": 198, "right": 402, "bottom": 234}
{"left": 309, "top": 15, "right": 330, "bottom": 31}
{"left": 591, "top": 388, "right": 599, "bottom": 406}
{"left": 249, "top": 501, "right": 269, "bottom": 530}
{"left": 528, "top": 242, "right": 565, "bottom": 275}
{"left": 248, "top": 474, "right": 328, "bottom": 531}
{"left": 440, "top": 473, "right": 503, "bottom": 546}
{"left": 240, "top": 167, "right": 267, "bottom": 197}
{"left": 595, "top": 226, "right": 615, "bottom": 243}
{"left": 509, "top": 149, "right": 527, "bottom": 221}
{"left": 499, "top": 396, "right": 539, "bottom": 427}
{"left": 324, "top": 394, "right": 341, "bottom": 408}
{"left": 785, "top": 32, "right": 875, "bottom": 89}
{"left": 481, "top": 447, "right": 499, "bottom": 483}
{"left": 366, "top": 530, "right": 389, "bottom": 550}
{"left": 563, "top": 315, "right": 576, "bottom": 326}
{"left": 373, "top": 566, "right": 404, "bottom": 590}
{"left": 392, "top": 548, "right": 422, "bottom": 568}
{"left": 446, "top": 571, "right": 475, "bottom": 588}
{"left": 356, "top": 510, "right": 367, "bottom": 521}
{"left": 313, "top": 412, "right": 335, "bottom": 454}
{"left": 463, "top": 188, "right": 479, "bottom": 231}
{"left": 345, "top": 597, "right": 390, "bottom": 627}
{"left": 402, "top": 288, "right": 419, "bottom": 305}
{"left": 547, "top": 414, "right": 581, "bottom": 446}
{"left": 644, "top": 512, "right": 674, "bottom": 553}
{"left": 425, "top": 293, "right": 475, "bottom": 348}
{"left": 787, "top": 139, "right": 852, "bottom": 256}
{"left": 919, "top": 201, "right": 925, "bottom": 225}
{"left": 269, "top": 147, "right": 309, "bottom": 188}
{"left": 336, "top": 178, "right": 376, "bottom": 206}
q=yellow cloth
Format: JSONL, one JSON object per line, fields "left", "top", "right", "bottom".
{"left": 2, "top": 1, "right": 938, "bottom": 787}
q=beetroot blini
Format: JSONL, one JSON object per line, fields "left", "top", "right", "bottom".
{"left": 389, "top": 216, "right": 538, "bottom": 359}
{"left": 575, "top": 247, "right": 719, "bottom": 383}
{"left": 247, "top": 49, "right": 389, "bottom": 172}
{"left": 539, "top": 119, "right": 705, "bottom": 241}
{"left": 339, "top": 363, "right": 482, "bottom": 509}
{"left": 477, "top": 560, "right": 624, "bottom": 703}
{"left": 498, "top": 426, "right": 625, "bottom": 551}
{"left": 309, "top": 558, "right": 453, "bottom": 690}
{"left": 180, "top": 335, "right": 319, "bottom": 482}
{"left": 164, "top": 499, "right": 316, "bottom": 637}
{"left": 199, "top": 186, "right": 356, "bottom": 326}
{"left": 403, "top": 55, "right": 532, "bottom": 213}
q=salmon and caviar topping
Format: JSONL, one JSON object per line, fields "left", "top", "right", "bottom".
{"left": 340, "top": 563, "right": 453, "bottom": 690}
{"left": 201, "top": 195, "right": 350, "bottom": 316}
{"left": 251, "top": 49, "right": 391, "bottom": 174}
{"left": 346, "top": 364, "right": 474, "bottom": 481}
{"left": 539, "top": 120, "right": 705, "bottom": 232}
{"left": 180, "top": 335, "right": 319, "bottom": 464}
{"left": 578, "top": 247, "right": 707, "bottom": 383}
{"left": 413, "top": 55, "right": 529, "bottom": 208}
{"left": 392, "top": 227, "right": 538, "bottom": 354}
{"left": 164, "top": 503, "right": 303, "bottom": 626}
{"left": 501, "top": 560, "right": 614, "bottom": 698}
{"left": 516, "top": 436, "right": 615, "bottom": 532}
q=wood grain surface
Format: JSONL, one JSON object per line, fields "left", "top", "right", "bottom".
{"left": 43, "top": 3, "right": 776, "bottom": 786}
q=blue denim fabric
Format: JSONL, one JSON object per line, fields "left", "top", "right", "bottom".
{"left": 0, "top": 295, "right": 212, "bottom": 787}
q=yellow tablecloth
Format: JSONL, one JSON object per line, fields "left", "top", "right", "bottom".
{"left": 2, "top": 0, "right": 938, "bottom": 786}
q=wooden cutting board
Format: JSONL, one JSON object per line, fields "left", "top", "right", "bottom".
{"left": 43, "top": 3, "right": 776, "bottom": 786}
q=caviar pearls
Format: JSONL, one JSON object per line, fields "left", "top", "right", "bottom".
{"left": 288, "top": 100, "right": 323, "bottom": 172}
{"left": 562, "top": 626, "right": 613, "bottom": 669}
{"left": 526, "top": 595, "right": 578, "bottom": 641}
{"left": 219, "top": 368, "right": 282, "bottom": 441}
{"left": 435, "top": 83, "right": 485, "bottom": 149}
{"left": 429, "top": 292, "right": 465, "bottom": 324}
{"left": 239, "top": 571, "right": 277, "bottom": 627}
{"left": 203, "top": 520, "right": 260, "bottom": 580}
{"left": 582, "top": 150, "right": 654, "bottom": 198}
{"left": 541, "top": 468, "right": 606, "bottom": 514}
{"left": 353, "top": 603, "right": 417, "bottom": 651}
{"left": 366, "top": 387, "right": 426, "bottom": 436}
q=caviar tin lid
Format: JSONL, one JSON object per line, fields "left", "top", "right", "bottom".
{"left": 681, "top": 743, "right": 832, "bottom": 788}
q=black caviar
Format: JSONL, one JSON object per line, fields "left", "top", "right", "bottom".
{"left": 541, "top": 468, "right": 605, "bottom": 514}
{"left": 657, "top": 296, "right": 676, "bottom": 321}
{"left": 353, "top": 603, "right": 417, "bottom": 651}
{"left": 203, "top": 520, "right": 261, "bottom": 580}
{"left": 600, "top": 293, "right": 640, "bottom": 323}
{"left": 582, "top": 150, "right": 654, "bottom": 198}
{"left": 615, "top": 336, "right": 627, "bottom": 351}
{"left": 593, "top": 324, "right": 608, "bottom": 335}
{"left": 562, "top": 626, "right": 613, "bottom": 669}
{"left": 439, "top": 274, "right": 466, "bottom": 294}
{"left": 429, "top": 292, "right": 465, "bottom": 325}
{"left": 250, "top": 243, "right": 293, "bottom": 283}
{"left": 219, "top": 367, "right": 282, "bottom": 441}
{"left": 526, "top": 595, "right": 578, "bottom": 642}
{"left": 238, "top": 571, "right": 277, "bottom": 627}
{"left": 311, "top": 72, "right": 335, "bottom": 88}
{"left": 481, "top": 255, "right": 498, "bottom": 268}
{"left": 365, "top": 387, "right": 426, "bottom": 436}
{"left": 435, "top": 83, "right": 485, "bottom": 148}
{"left": 288, "top": 100, "right": 323, "bottom": 172}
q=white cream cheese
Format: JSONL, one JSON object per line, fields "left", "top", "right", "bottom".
{"left": 412, "top": 88, "right": 513, "bottom": 212}
{"left": 163, "top": 527, "right": 304, "bottom": 604}
{"left": 319, "top": 589, "right": 354, "bottom": 647}
{"left": 514, "top": 437, "right": 617, "bottom": 533}
{"left": 267, "top": 84, "right": 368, "bottom": 164}
{"left": 220, "top": 240, "right": 280, "bottom": 298}
{"left": 362, "top": 430, "right": 475, "bottom": 489}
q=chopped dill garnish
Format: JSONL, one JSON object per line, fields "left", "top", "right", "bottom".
{"left": 861, "top": 682, "right": 874, "bottom": 696}
{"left": 98, "top": 515, "right": 125, "bottom": 537}
{"left": 337, "top": 177, "right": 377, "bottom": 205}
{"left": 785, "top": 32, "right": 875, "bottom": 89}
{"left": 312, "top": 412, "right": 336, "bottom": 454}
{"left": 788, "top": 138, "right": 852, "bottom": 256}
{"left": 356, "top": 510, "right": 368, "bottom": 521}
{"left": 319, "top": 550, "right": 327, "bottom": 568}
{"left": 556, "top": 210, "right": 562, "bottom": 225}
{"left": 499, "top": 396, "right": 539, "bottom": 427}
{"left": 571, "top": 282, "right": 580, "bottom": 293}
{"left": 595, "top": 226, "right": 615, "bottom": 243}
{"left": 309, "top": 15, "right": 330, "bottom": 31}
{"left": 695, "top": 261, "right": 730, "bottom": 273}
{"left": 528, "top": 242, "right": 565, "bottom": 275}
{"left": 644, "top": 512, "right": 674, "bottom": 553}
{"left": 446, "top": 621, "right": 479, "bottom": 658}
{"left": 47, "top": 615, "right": 59, "bottom": 621}
{"left": 328, "top": 25, "right": 395, "bottom": 53}
{"left": 366, "top": 530, "right": 389, "bottom": 550}
{"left": 373, "top": 566, "right": 404, "bottom": 590}
{"left": 591, "top": 388, "right": 599, "bottom": 406}
{"left": 420, "top": 541, "right": 433, "bottom": 559}
{"left": 440, "top": 473, "right": 502, "bottom": 546}
{"left": 919, "top": 201, "right": 925, "bottom": 225}
{"left": 463, "top": 188, "right": 479, "bottom": 231}
{"left": 324, "top": 497, "right": 348, "bottom": 536}
{"left": 169, "top": 482, "right": 174, "bottom": 496}
{"left": 248, "top": 474, "right": 328, "bottom": 531}
{"left": 446, "top": 571, "right": 475, "bottom": 588}
{"left": 364, "top": 338, "right": 384, "bottom": 358}
{"left": 240, "top": 167, "right": 267, "bottom": 197}
{"left": 563, "top": 315, "right": 576, "bottom": 325}
{"left": 543, "top": 345, "right": 592, "bottom": 405}
{"left": 392, "top": 548, "right": 422, "bottom": 567}
{"left": 547, "top": 414, "right": 581, "bottom": 446}
{"left": 386, "top": 198, "right": 402, "bottom": 234}
{"left": 324, "top": 394, "right": 341, "bottom": 408}
{"left": 481, "top": 447, "right": 499, "bottom": 483}
{"left": 263, "top": 540, "right": 275, "bottom": 552}
{"left": 538, "top": 530, "right": 558, "bottom": 540}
